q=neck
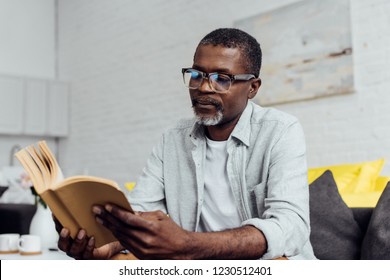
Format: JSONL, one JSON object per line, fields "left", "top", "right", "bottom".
{"left": 205, "top": 115, "right": 240, "bottom": 141}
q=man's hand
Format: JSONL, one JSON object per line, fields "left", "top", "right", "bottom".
{"left": 92, "top": 205, "right": 267, "bottom": 260}
{"left": 92, "top": 205, "right": 193, "bottom": 259}
{"left": 52, "top": 215, "right": 123, "bottom": 259}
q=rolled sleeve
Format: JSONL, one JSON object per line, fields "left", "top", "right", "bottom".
{"left": 241, "top": 218, "right": 285, "bottom": 259}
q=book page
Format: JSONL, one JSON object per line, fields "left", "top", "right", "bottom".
{"left": 38, "top": 141, "right": 64, "bottom": 185}
{"left": 15, "top": 149, "right": 46, "bottom": 194}
{"left": 26, "top": 145, "right": 51, "bottom": 190}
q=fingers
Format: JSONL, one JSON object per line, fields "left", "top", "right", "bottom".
{"left": 58, "top": 228, "right": 92, "bottom": 260}
{"left": 58, "top": 227, "right": 72, "bottom": 254}
{"left": 137, "top": 210, "right": 169, "bottom": 221}
{"left": 107, "top": 204, "right": 168, "bottom": 226}
{"left": 91, "top": 205, "right": 175, "bottom": 260}
{"left": 54, "top": 214, "right": 95, "bottom": 260}
{"left": 82, "top": 236, "right": 95, "bottom": 259}
{"left": 69, "top": 230, "right": 90, "bottom": 259}
{"left": 93, "top": 204, "right": 149, "bottom": 230}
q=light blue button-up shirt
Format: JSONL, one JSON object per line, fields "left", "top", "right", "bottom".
{"left": 129, "top": 101, "right": 316, "bottom": 259}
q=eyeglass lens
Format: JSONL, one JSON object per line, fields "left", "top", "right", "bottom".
{"left": 183, "top": 69, "right": 231, "bottom": 93}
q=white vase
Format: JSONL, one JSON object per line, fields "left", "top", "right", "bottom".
{"left": 29, "top": 204, "right": 59, "bottom": 250}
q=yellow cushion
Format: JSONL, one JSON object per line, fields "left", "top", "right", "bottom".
{"left": 342, "top": 192, "right": 383, "bottom": 208}
{"left": 308, "top": 164, "right": 360, "bottom": 193}
{"left": 342, "top": 159, "right": 384, "bottom": 194}
{"left": 308, "top": 159, "right": 384, "bottom": 191}
{"left": 343, "top": 174, "right": 389, "bottom": 208}
{"left": 375, "top": 176, "right": 390, "bottom": 192}
{"left": 308, "top": 159, "right": 386, "bottom": 207}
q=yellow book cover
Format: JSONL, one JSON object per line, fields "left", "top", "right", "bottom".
{"left": 15, "top": 141, "right": 133, "bottom": 247}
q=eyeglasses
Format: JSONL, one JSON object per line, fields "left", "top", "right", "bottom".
{"left": 182, "top": 68, "right": 256, "bottom": 94}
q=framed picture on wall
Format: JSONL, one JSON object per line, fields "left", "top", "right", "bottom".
{"left": 235, "top": 0, "right": 354, "bottom": 105}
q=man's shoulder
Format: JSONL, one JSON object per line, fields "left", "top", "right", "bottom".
{"left": 250, "top": 102, "right": 299, "bottom": 127}
{"left": 163, "top": 118, "right": 196, "bottom": 136}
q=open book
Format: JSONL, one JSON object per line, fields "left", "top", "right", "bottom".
{"left": 15, "top": 141, "right": 133, "bottom": 247}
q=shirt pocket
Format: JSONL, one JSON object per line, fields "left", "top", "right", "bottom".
{"left": 248, "top": 181, "right": 266, "bottom": 217}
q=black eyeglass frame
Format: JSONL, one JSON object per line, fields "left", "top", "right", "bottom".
{"left": 181, "top": 68, "right": 256, "bottom": 93}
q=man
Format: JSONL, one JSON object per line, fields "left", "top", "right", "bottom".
{"left": 56, "top": 28, "right": 316, "bottom": 259}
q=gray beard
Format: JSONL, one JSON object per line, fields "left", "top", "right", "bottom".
{"left": 193, "top": 109, "right": 223, "bottom": 126}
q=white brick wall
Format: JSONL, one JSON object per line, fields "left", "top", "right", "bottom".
{"left": 57, "top": 0, "right": 390, "bottom": 186}
{"left": 0, "top": 0, "right": 56, "bottom": 169}
{"left": 278, "top": 0, "right": 390, "bottom": 174}
{"left": 0, "top": 0, "right": 55, "bottom": 79}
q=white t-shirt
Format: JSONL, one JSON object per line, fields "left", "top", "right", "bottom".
{"left": 198, "top": 137, "right": 242, "bottom": 232}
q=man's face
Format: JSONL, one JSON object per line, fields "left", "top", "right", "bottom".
{"left": 190, "top": 44, "right": 257, "bottom": 127}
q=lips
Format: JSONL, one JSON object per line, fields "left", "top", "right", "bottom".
{"left": 197, "top": 99, "right": 214, "bottom": 105}
{"left": 192, "top": 97, "right": 222, "bottom": 111}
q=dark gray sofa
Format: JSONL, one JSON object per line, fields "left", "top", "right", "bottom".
{"left": 0, "top": 203, "right": 36, "bottom": 235}
{"left": 0, "top": 186, "right": 36, "bottom": 234}
{"left": 309, "top": 170, "right": 390, "bottom": 259}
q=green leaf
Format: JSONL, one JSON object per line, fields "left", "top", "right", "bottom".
{"left": 30, "top": 186, "right": 47, "bottom": 209}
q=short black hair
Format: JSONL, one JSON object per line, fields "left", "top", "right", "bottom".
{"left": 196, "top": 28, "right": 262, "bottom": 77}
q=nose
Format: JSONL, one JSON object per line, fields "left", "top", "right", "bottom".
{"left": 198, "top": 77, "right": 214, "bottom": 94}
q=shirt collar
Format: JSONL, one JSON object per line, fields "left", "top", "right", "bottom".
{"left": 189, "top": 120, "right": 205, "bottom": 144}
{"left": 189, "top": 101, "right": 254, "bottom": 147}
{"left": 230, "top": 101, "right": 253, "bottom": 147}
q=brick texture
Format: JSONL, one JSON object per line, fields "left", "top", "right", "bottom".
{"left": 57, "top": 0, "right": 390, "bottom": 186}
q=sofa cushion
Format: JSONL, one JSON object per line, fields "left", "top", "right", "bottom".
{"left": 308, "top": 159, "right": 384, "bottom": 191}
{"left": 342, "top": 192, "right": 383, "bottom": 208}
{"left": 308, "top": 159, "right": 385, "bottom": 208}
{"left": 309, "top": 170, "right": 364, "bottom": 259}
{"left": 351, "top": 207, "right": 373, "bottom": 235}
{"left": 361, "top": 182, "right": 390, "bottom": 259}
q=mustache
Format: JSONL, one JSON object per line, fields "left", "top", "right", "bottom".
{"left": 191, "top": 97, "right": 223, "bottom": 110}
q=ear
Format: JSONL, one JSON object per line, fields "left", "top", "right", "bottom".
{"left": 248, "top": 78, "right": 261, "bottom": 99}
